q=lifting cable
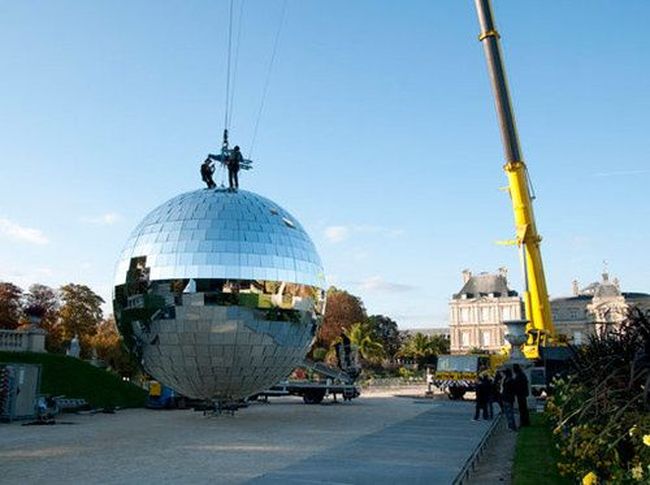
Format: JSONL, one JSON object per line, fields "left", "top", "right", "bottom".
{"left": 228, "top": 0, "right": 246, "bottom": 129}
{"left": 223, "top": 0, "right": 235, "bottom": 133}
{"left": 248, "top": 0, "right": 288, "bottom": 160}
{"left": 218, "top": 0, "right": 243, "bottom": 186}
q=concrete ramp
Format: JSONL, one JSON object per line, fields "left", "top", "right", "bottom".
{"left": 250, "top": 400, "right": 494, "bottom": 485}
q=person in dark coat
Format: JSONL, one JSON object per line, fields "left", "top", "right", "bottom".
{"left": 501, "top": 368, "right": 517, "bottom": 431}
{"left": 473, "top": 375, "right": 491, "bottom": 420}
{"left": 228, "top": 145, "right": 243, "bottom": 190}
{"left": 200, "top": 158, "right": 216, "bottom": 189}
{"left": 490, "top": 371, "right": 503, "bottom": 417}
{"left": 513, "top": 363, "right": 530, "bottom": 427}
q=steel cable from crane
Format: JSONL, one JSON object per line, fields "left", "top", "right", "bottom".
{"left": 223, "top": 0, "right": 235, "bottom": 132}
{"left": 227, "top": 0, "right": 246, "bottom": 129}
{"left": 248, "top": 0, "right": 288, "bottom": 159}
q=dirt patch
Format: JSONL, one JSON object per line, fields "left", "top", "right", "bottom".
{"left": 468, "top": 417, "right": 517, "bottom": 484}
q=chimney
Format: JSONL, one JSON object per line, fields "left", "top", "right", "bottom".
{"left": 572, "top": 279, "right": 580, "bottom": 296}
{"left": 462, "top": 269, "right": 472, "bottom": 284}
{"left": 498, "top": 266, "right": 508, "bottom": 280}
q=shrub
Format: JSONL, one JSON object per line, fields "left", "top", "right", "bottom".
{"left": 546, "top": 309, "right": 650, "bottom": 483}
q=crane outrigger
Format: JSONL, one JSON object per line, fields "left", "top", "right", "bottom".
{"left": 473, "top": 0, "right": 561, "bottom": 359}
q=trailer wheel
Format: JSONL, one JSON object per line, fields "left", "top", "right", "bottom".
{"left": 302, "top": 389, "right": 326, "bottom": 404}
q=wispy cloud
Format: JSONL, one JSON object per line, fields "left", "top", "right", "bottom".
{"left": 0, "top": 265, "right": 54, "bottom": 288}
{"left": 81, "top": 212, "right": 122, "bottom": 225}
{"left": 0, "top": 217, "right": 49, "bottom": 245}
{"left": 324, "top": 226, "right": 350, "bottom": 243}
{"left": 323, "top": 224, "right": 404, "bottom": 243}
{"left": 358, "top": 276, "right": 416, "bottom": 293}
{"left": 593, "top": 169, "right": 650, "bottom": 178}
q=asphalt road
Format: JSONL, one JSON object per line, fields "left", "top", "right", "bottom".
{"left": 1, "top": 390, "right": 492, "bottom": 484}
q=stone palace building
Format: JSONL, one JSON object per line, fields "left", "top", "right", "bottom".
{"left": 449, "top": 268, "right": 522, "bottom": 354}
{"left": 449, "top": 268, "right": 650, "bottom": 353}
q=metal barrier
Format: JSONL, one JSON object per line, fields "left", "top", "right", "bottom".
{"left": 452, "top": 413, "right": 503, "bottom": 485}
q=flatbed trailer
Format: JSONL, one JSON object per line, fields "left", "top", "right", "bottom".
{"left": 256, "top": 380, "right": 360, "bottom": 404}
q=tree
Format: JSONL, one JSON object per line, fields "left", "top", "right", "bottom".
{"left": 367, "top": 314, "right": 401, "bottom": 359}
{"left": 0, "top": 282, "right": 23, "bottom": 330}
{"left": 59, "top": 283, "right": 104, "bottom": 357}
{"left": 398, "top": 332, "right": 450, "bottom": 366}
{"left": 25, "top": 284, "right": 63, "bottom": 352}
{"left": 90, "top": 317, "right": 138, "bottom": 377}
{"left": 318, "top": 287, "right": 367, "bottom": 348}
{"left": 345, "top": 322, "right": 384, "bottom": 365}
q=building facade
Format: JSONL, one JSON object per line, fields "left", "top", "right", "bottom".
{"left": 449, "top": 267, "right": 650, "bottom": 352}
{"left": 449, "top": 268, "right": 522, "bottom": 354}
{"left": 552, "top": 271, "right": 650, "bottom": 344}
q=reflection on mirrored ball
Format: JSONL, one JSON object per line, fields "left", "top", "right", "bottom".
{"left": 113, "top": 189, "right": 326, "bottom": 401}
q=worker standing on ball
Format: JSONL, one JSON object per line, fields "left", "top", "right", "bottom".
{"left": 228, "top": 145, "right": 242, "bottom": 190}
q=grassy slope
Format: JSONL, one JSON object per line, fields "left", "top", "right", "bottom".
{"left": 513, "top": 413, "right": 573, "bottom": 485}
{"left": 0, "top": 351, "right": 146, "bottom": 408}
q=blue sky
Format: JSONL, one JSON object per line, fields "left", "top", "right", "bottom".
{"left": 1, "top": 1, "right": 649, "bottom": 328}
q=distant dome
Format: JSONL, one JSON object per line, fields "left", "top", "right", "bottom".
{"left": 594, "top": 283, "right": 621, "bottom": 299}
{"left": 113, "top": 188, "right": 326, "bottom": 401}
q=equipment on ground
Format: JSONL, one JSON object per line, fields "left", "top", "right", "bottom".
{"left": 255, "top": 355, "right": 361, "bottom": 404}
{"left": 473, "top": 0, "right": 563, "bottom": 360}
{"left": 254, "top": 342, "right": 361, "bottom": 405}
{"left": 0, "top": 363, "right": 41, "bottom": 422}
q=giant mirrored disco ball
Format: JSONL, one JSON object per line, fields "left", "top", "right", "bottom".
{"left": 113, "top": 188, "right": 326, "bottom": 401}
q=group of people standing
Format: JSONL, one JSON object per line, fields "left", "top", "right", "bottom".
{"left": 473, "top": 363, "right": 530, "bottom": 431}
{"left": 200, "top": 145, "right": 244, "bottom": 190}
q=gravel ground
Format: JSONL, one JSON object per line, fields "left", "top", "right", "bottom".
{"left": 1, "top": 389, "right": 441, "bottom": 484}
{"left": 467, "top": 416, "right": 517, "bottom": 484}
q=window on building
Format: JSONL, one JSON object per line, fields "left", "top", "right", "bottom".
{"left": 502, "top": 306, "right": 512, "bottom": 321}
{"left": 480, "top": 307, "right": 490, "bottom": 323}
{"left": 460, "top": 308, "right": 471, "bottom": 323}
{"left": 569, "top": 308, "right": 579, "bottom": 320}
{"left": 461, "top": 331, "right": 470, "bottom": 347}
{"left": 574, "top": 331, "right": 583, "bottom": 345}
{"left": 481, "top": 331, "right": 491, "bottom": 347}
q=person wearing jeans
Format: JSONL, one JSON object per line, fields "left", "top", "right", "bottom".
{"left": 501, "top": 368, "right": 517, "bottom": 431}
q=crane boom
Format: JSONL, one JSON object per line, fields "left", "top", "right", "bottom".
{"left": 473, "top": 0, "right": 556, "bottom": 342}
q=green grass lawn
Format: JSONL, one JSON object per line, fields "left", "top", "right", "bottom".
{"left": 0, "top": 351, "right": 146, "bottom": 408}
{"left": 512, "top": 413, "right": 573, "bottom": 485}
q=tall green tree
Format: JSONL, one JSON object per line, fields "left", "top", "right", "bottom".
{"left": 398, "top": 332, "right": 449, "bottom": 366}
{"left": 345, "top": 322, "right": 385, "bottom": 365}
{"left": 367, "top": 314, "right": 401, "bottom": 359}
{"left": 59, "top": 283, "right": 104, "bottom": 357}
{"left": 318, "top": 287, "right": 367, "bottom": 348}
{"left": 25, "top": 283, "right": 63, "bottom": 352}
{"left": 0, "top": 282, "right": 23, "bottom": 330}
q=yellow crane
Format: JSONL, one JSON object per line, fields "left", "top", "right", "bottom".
{"left": 473, "top": 0, "right": 559, "bottom": 359}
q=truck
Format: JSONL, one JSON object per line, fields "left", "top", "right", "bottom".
{"left": 258, "top": 360, "right": 360, "bottom": 404}
{"left": 254, "top": 340, "right": 362, "bottom": 404}
{"left": 433, "top": 354, "right": 505, "bottom": 400}
{"left": 473, "top": 0, "right": 570, "bottom": 363}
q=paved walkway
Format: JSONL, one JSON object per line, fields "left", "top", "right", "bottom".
{"left": 251, "top": 400, "right": 493, "bottom": 485}
{"left": 1, "top": 393, "right": 493, "bottom": 484}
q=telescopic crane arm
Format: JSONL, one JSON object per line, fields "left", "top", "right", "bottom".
{"left": 473, "top": 0, "right": 556, "bottom": 342}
